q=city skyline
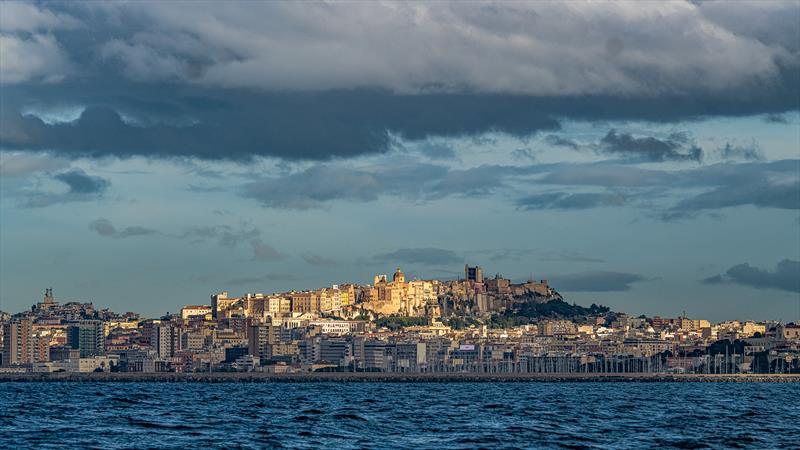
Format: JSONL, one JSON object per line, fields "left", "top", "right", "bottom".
{"left": 2, "top": 1, "right": 799, "bottom": 322}
{"left": 3, "top": 257, "right": 799, "bottom": 324}
{"left": 2, "top": 264, "right": 798, "bottom": 376}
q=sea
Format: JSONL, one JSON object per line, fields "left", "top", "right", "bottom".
{"left": 0, "top": 382, "right": 798, "bottom": 449}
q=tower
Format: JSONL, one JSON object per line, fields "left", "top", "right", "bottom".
{"left": 464, "top": 264, "right": 483, "bottom": 283}
{"left": 392, "top": 268, "right": 405, "bottom": 283}
{"left": 44, "top": 288, "right": 54, "bottom": 304}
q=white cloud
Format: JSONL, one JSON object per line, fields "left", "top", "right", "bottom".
{"left": 0, "top": 2, "right": 80, "bottom": 32}
{"left": 0, "top": 33, "right": 71, "bottom": 83}
{"left": 82, "top": 1, "right": 796, "bottom": 95}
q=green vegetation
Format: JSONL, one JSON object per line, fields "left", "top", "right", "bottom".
{"left": 488, "top": 299, "right": 610, "bottom": 328}
{"left": 706, "top": 339, "right": 749, "bottom": 356}
{"left": 374, "top": 316, "right": 429, "bottom": 330}
{"left": 443, "top": 316, "right": 481, "bottom": 330}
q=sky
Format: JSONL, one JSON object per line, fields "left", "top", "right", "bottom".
{"left": 0, "top": 1, "right": 798, "bottom": 321}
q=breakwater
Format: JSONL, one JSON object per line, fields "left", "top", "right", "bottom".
{"left": 1, "top": 372, "right": 798, "bottom": 382}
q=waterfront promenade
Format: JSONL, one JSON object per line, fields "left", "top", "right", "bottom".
{"left": 1, "top": 372, "right": 798, "bottom": 383}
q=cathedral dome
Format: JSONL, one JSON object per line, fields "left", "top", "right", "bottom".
{"left": 393, "top": 267, "right": 405, "bottom": 283}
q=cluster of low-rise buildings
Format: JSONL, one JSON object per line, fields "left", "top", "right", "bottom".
{"left": 2, "top": 266, "right": 799, "bottom": 375}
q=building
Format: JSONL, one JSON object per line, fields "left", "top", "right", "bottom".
{"left": 153, "top": 324, "right": 179, "bottom": 358}
{"left": 33, "top": 288, "right": 59, "bottom": 314}
{"left": 539, "top": 320, "right": 577, "bottom": 337}
{"left": 67, "top": 355, "right": 120, "bottom": 373}
{"left": 211, "top": 292, "right": 238, "bottom": 319}
{"left": 290, "top": 292, "right": 315, "bottom": 314}
{"left": 49, "top": 346, "right": 80, "bottom": 362}
{"left": 465, "top": 265, "right": 484, "bottom": 283}
{"left": 486, "top": 274, "right": 511, "bottom": 295}
{"left": 779, "top": 323, "right": 800, "bottom": 341}
{"left": 225, "top": 346, "right": 249, "bottom": 364}
{"left": 248, "top": 324, "right": 284, "bottom": 362}
{"left": 180, "top": 331, "right": 206, "bottom": 351}
{"left": 2, "top": 319, "right": 34, "bottom": 366}
{"left": 67, "top": 321, "right": 105, "bottom": 357}
{"left": 181, "top": 305, "right": 212, "bottom": 320}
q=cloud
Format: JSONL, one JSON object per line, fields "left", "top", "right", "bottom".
{"left": 88, "top": 218, "right": 158, "bottom": 239}
{"left": 238, "top": 156, "right": 800, "bottom": 220}
{"left": 32, "top": 2, "right": 799, "bottom": 95}
{"left": 486, "top": 248, "right": 603, "bottom": 264}
{"left": 373, "top": 248, "right": 462, "bottom": 266}
{"left": 54, "top": 169, "right": 109, "bottom": 194}
{"left": 548, "top": 271, "right": 648, "bottom": 292}
{"left": 516, "top": 192, "right": 625, "bottom": 210}
{"left": 599, "top": 130, "right": 703, "bottom": 162}
{"left": 531, "top": 159, "right": 800, "bottom": 218}
{"left": 702, "top": 259, "right": 800, "bottom": 293}
{"left": 0, "top": 3, "right": 77, "bottom": 84}
{"left": 540, "top": 164, "right": 675, "bottom": 187}
{"left": 0, "top": 152, "right": 69, "bottom": 176}
{"left": 764, "top": 113, "right": 790, "bottom": 124}
{"left": 418, "top": 143, "right": 456, "bottom": 160}
{"left": 718, "top": 143, "right": 764, "bottom": 161}
{"left": 662, "top": 160, "right": 800, "bottom": 219}
{"left": 0, "top": 2, "right": 80, "bottom": 32}
{"left": 0, "top": 34, "right": 72, "bottom": 84}
{"left": 1, "top": 95, "right": 562, "bottom": 161}
{"left": 250, "top": 239, "right": 288, "bottom": 262}
{"left": 19, "top": 168, "right": 110, "bottom": 207}
{"left": 545, "top": 135, "right": 580, "bottom": 150}
{"left": 178, "top": 224, "right": 260, "bottom": 248}
{"left": 240, "top": 161, "right": 535, "bottom": 209}
{"left": 302, "top": 254, "right": 337, "bottom": 267}
{"left": 0, "top": 2, "right": 797, "bottom": 161}
{"left": 511, "top": 148, "right": 536, "bottom": 161}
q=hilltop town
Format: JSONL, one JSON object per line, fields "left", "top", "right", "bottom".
{"left": 2, "top": 265, "right": 799, "bottom": 375}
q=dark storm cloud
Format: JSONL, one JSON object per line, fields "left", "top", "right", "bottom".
{"left": 599, "top": 130, "right": 703, "bottom": 162}
{"left": 548, "top": 271, "right": 648, "bottom": 292}
{"left": 0, "top": 3, "right": 800, "bottom": 161}
{"left": 764, "top": 113, "right": 790, "bottom": 124}
{"left": 18, "top": 168, "right": 111, "bottom": 208}
{"left": 2, "top": 2, "right": 798, "bottom": 161}
{"left": 54, "top": 169, "right": 109, "bottom": 194}
{"left": 88, "top": 218, "right": 158, "bottom": 239}
{"left": 516, "top": 192, "right": 625, "bottom": 210}
{"left": 0, "top": 2, "right": 800, "bottom": 167}
{"left": 702, "top": 259, "right": 800, "bottom": 293}
{"left": 6, "top": 87, "right": 799, "bottom": 161}
{"left": 373, "top": 248, "right": 462, "bottom": 266}
{"left": 1, "top": 90, "right": 564, "bottom": 161}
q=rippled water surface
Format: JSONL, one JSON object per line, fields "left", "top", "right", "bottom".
{"left": 1, "top": 382, "right": 798, "bottom": 449}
